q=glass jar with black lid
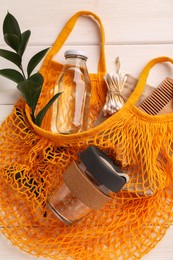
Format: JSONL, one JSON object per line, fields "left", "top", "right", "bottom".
{"left": 48, "top": 146, "right": 129, "bottom": 224}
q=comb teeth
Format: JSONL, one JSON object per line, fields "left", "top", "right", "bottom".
{"left": 139, "top": 78, "right": 173, "bottom": 115}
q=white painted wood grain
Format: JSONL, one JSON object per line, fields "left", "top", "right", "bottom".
{"left": 0, "top": 0, "right": 173, "bottom": 259}
{"left": 0, "top": 105, "right": 13, "bottom": 123}
{"left": 0, "top": 0, "right": 172, "bottom": 46}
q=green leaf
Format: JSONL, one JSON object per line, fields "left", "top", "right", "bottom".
{"left": 18, "top": 30, "right": 31, "bottom": 57}
{"left": 3, "top": 12, "right": 21, "bottom": 39}
{"left": 17, "top": 79, "right": 42, "bottom": 112}
{"left": 0, "top": 49, "right": 21, "bottom": 67}
{"left": 29, "top": 72, "right": 44, "bottom": 86}
{"left": 27, "top": 47, "right": 49, "bottom": 77}
{"left": 4, "top": 33, "right": 20, "bottom": 52}
{"left": 0, "top": 68, "right": 24, "bottom": 83}
{"left": 35, "top": 93, "right": 61, "bottom": 127}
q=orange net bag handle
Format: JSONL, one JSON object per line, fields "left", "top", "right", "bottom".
{"left": 42, "top": 10, "right": 106, "bottom": 74}
{"left": 128, "top": 56, "right": 173, "bottom": 105}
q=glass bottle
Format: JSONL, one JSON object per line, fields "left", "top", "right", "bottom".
{"left": 51, "top": 50, "right": 91, "bottom": 134}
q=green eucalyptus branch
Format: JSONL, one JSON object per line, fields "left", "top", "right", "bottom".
{"left": 0, "top": 12, "right": 60, "bottom": 127}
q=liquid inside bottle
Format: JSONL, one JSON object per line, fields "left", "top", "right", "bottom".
{"left": 51, "top": 50, "right": 91, "bottom": 134}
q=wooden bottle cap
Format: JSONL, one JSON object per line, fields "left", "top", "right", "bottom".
{"left": 63, "top": 161, "right": 110, "bottom": 210}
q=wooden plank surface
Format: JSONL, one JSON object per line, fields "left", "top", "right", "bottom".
{"left": 0, "top": 0, "right": 172, "bottom": 45}
{"left": 0, "top": 0, "right": 173, "bottom": 259}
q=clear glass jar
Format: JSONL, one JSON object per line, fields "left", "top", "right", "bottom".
{"left": 47, "top": 182, "right": 91, "bottom": 225}
{"left": 51, "top": 50, "right": 91, "bottom": 134}
{"left": 47, "top": 146, "right": 128, "bottom": 224}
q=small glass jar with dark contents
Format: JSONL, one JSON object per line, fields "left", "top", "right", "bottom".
{"left": 47, "top": 146, "right": 129, "bottom": 224}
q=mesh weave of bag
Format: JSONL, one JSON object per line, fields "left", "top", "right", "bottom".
{"left": 1, "top": 10, "right": 173, "bottom": 260}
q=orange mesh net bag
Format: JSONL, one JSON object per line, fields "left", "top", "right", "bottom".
{"left": 1, "top": 10, "right": 173, "bottom": 260}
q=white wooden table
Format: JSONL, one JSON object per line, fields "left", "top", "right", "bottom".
{"left": 0, "top": 0, "right": 173, "bottom": 259}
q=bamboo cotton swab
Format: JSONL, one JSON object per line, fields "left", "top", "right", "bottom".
{"left": 102, "top": 57, "right": 127, "bottom": 116}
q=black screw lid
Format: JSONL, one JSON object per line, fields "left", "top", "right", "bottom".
{"left": 78, "top": 146, "right": 129, "bottom": 193}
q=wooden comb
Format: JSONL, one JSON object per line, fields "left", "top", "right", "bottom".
{"left": 139, "top": 78, "right": 173, "bottom": 115}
